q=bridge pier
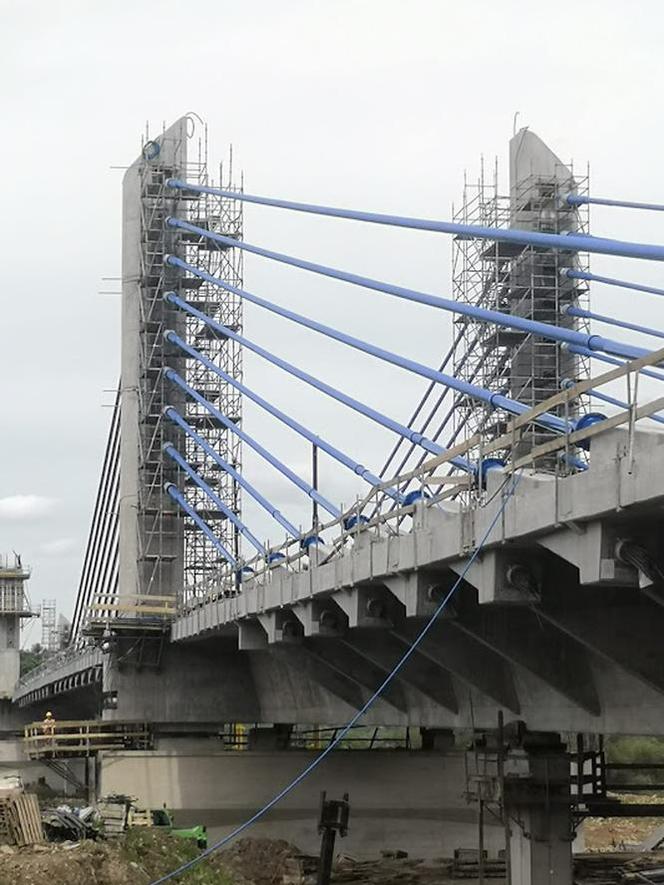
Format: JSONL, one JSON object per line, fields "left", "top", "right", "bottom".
{"left": 504, "top": 731, "right": 572, "bottom": 885}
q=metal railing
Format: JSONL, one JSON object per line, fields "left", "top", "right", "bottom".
{"left": 176, "top": 345, "right": 664, "bottom": 612}
{"left": 24, "top": 720, "right": 152, "bottom": 758}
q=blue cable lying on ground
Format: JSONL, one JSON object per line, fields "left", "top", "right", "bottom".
{"left": 148, "top": 470, "right": 522, "bottom": 884}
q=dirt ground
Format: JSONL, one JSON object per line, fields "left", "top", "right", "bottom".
{"left": 4, "top": 812, "right": 664, "bottom": 885}
{"left": 0, "top": 833, "right": 467, "bottom": 885}
{"left": 584, "top": 794, "right": 664, "bottom": 851}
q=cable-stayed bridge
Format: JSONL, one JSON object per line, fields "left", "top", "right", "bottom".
{"left": 13, "top": 116, "right": 664, "bottom": 726}
{"left": 8, "top": 116, "right": 664, "bottom": 884}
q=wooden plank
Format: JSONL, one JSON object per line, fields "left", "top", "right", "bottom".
{"left": 87, "top": 603, "right": 175, "bottom": 615}
{"left": 121, "top": 593, "right": 178, "bottom": 603}
{"left": 26, "top": 718, "right": 145, "bottom": 729}
{"left": 427, "top": 474, "right": 472, "bottom": 486}
{"left": 25, "top": 730, "right": 149, "bottom": 742}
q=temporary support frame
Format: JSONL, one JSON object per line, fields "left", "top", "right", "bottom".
{"left": 452, "top": 137, "right": 591, "bottom": 466}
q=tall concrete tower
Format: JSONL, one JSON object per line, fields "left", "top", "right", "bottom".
{"left": 452, "top": 128, "right": 590, "bottom": 464}
{"left": 0, "top": 554, "right": 33, "bottom": 699}
{"left": 119, "top": 116, "right": 243, "bottom": 608}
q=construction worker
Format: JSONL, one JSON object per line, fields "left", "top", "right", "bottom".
{"left": 41, "top": 711, "right": 56, "bottom": 737}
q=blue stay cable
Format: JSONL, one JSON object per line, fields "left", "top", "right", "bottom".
{"left": 164, "top": 368, "right": 341, "bottom": 518}
{"left": 166, "top": 218, "right": 647, "bottom": 363}
{"left": 566, "top": 344, "right": 664, "bottom": 383}
{"left": 164, "top": 407, "right": 299, "bottom": 538}
{"left": 163, "top": 443, "right": 265, "bottom": 555}
{"left": 164, "top": 291, "right": 470, "bottom": 470}
{"left": 565, "top": 304, "right": 664, "bottom": 341}
{"left": 566, "top": 193, "right": 664, "bottom": 212}
{"left": 165, "top": 483, "right": 236, "bottom": 567}
{"left": 165, "top": 256, "right": 571, "bottom": 436}
{"left": 165, "top": 330, "right": 403, "bottom": 503}
{"left": 165, "top": 178, "right": 664, "bottom": 261}
{"left": 563, "top": 268, "right": 664, "bottom": 301}
{"left": 149, "top": 470, "right": 522, "bottom": 884}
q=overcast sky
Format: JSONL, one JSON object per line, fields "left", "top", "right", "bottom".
{"left": 2, "top": 0, "right": 664, "bottom": 638}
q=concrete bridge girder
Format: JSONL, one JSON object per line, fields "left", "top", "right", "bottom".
{"left": 449, "top": 606, "right": 601, "bottom": 715}
{"left": 538, "top": 520, "right": 637, "bottom": 586}
{"left": 448, "top": 547, "right": 543, "bottom": 605}
{"left": 291, "top": 598, "right": 347, "bottom": 637}
{"left": 14, "top": 427, "right": 664, "bottom": 732}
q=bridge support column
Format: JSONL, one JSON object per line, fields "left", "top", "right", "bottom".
{"left": 84, "top": 755, "right": 99, "bottom": 804}
{"left": 504, "top": 732, "right": 572, "bottom": 885}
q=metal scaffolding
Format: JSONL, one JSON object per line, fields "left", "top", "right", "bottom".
{"left": 178, "top": 144, "right": 243, "bottom": 597}
{"left": 41, "top": 599, "right": 57, "bottom": 651}
{"left": 134, "top": 119, "right": 243, "bottom": 604}
{"left": 0, "top": 555, "right": 33, "bottom": 617}
{"left": 452, "top": 144, "right": 591, "bottom": 466}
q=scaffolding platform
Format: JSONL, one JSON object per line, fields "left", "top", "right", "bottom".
{"left": 24, "top": 720, "right": 152, "bottom": 759}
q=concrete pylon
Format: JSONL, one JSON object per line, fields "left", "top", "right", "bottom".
{"left": 508, "top": 128, "right": 583, "bottom": 462}
{"left": 119, "top": 118, "right": 188, "bottom": 600}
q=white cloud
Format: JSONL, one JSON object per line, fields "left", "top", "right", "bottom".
{"left": 40, "top": 537, "right": 76, "bottom": 556}
{"left": 0, "top": 495, "right": 57, "bottom": 521}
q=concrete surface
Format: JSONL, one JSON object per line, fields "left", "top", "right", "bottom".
{"left": 100, "top": 745, "right": 503, "bottom": 859}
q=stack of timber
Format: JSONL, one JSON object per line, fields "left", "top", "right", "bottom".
{"left": 0, "top": 788, "right": 44, "bottom": 846}
{"left": 130, "top": 808, "right": 152, "bottom": 827}
{"left": 97, "top": 794, "right": 136, "bottom": 836}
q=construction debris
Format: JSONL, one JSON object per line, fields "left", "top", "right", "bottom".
{"left": 574, "top": 851, "right": 664, "bottom": 885}
{"left": 41, "top": 805, "right": 100, "bottom": 842}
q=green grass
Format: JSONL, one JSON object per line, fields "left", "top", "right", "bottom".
{"left": 121, "top": 830, "right": 235, "bottom": 885}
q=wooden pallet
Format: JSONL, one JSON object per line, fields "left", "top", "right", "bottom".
{"left": 0, "top": 792, "right": 44, "bottom": 846}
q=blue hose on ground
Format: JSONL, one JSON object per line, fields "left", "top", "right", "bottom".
{"left": 148, "top": 469, "right": 522, "bottom": 884}
{"left": 164, "top": 179, "right": 664, "bottom": 261}
{"left": 166, "top": 219, "right": 648, "bottom": 363}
